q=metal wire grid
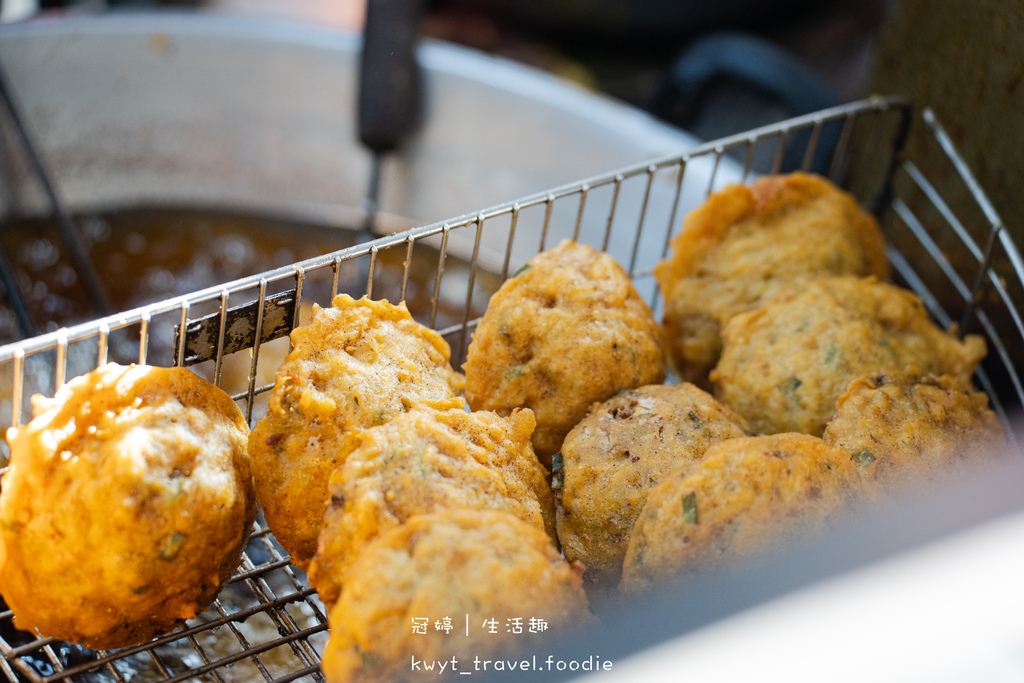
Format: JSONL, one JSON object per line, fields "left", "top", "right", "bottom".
{"left": 0, "top": 94, "right": 1019, "bottom": 681}
{"left": 0, "top": 519, "right": 329, "bottom": 683}
{"left": 881, "top": 109, "right": 1024, "bottom": 445}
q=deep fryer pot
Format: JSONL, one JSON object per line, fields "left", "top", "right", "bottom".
{"left": 0, "top": 12, "right": 722, "bottom": 268}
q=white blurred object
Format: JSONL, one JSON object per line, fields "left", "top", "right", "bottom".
{"left": 0, "top": 0, "right": 37, "bottom": 23}
{"left": 582, "top": 509, "right": 1024, "bottom": 683}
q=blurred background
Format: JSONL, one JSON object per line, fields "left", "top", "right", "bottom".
{"left": 2, "top": 0, "right": 885, "bottom": 140}
{"left": 3, "top": 0, "right": 1018, "bottom": 241}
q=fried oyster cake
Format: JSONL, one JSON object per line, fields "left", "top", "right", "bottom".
{"left": 249, "top": 294, "right": 465, "bottom": 568}
{"left": 621, "top": 433, "right": 859, "bottom": 594}
{"left": 654, "top": 172, "right": 889, "bottom": 387}
{"left": 464, "top": 239, "right": 666, "bottom": 463}
{"left": 822, "top": 370, "right": 1006, "bottom": 491}
{"left": 321, "top": 510, "right": 594, "bottom": 683}
{"left": 308, "top": 407, "right": 554, "bottom": 608}
{"left": 711, "top": 276, "right": 987, "bottom": 437}
{"left": 556, "top": 384, "right": 751, "bottom": 589}
{"left": 0, "top": 363, "right": 255, "bottom": 649}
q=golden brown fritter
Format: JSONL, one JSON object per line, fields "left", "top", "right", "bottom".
{"left": 0, "top": 363, "right": 255, "bottom": 649}
{"left": 464, "top": 240, "right": 666, "bottom": 463}
{"left": 711, "top": 276, "right": 987, "bottom": 437}
{"left": 556, "top": 384, "right": 751, "bottom": 589}
{"left": 822, "top": 371, "right": 1006, "bottom": 492}
{"left": 620, "top": 433, "right": 859, "bottom": 594}
{"left": 321, "top": 510, "right": 594, "bottom": 683}
{"left": 308, "top": 407, "right": 554, "bottom": 608}
{"left": 654, "top": 173, "right": 890, "bottom": 387}
{"left": 249, "top": 294, "right": 465, "bottom": 569}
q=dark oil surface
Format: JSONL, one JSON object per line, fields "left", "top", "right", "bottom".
{"left": 0, "top": 208, "right": 499, "bottom": 348}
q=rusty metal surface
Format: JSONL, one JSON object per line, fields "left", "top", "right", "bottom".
{"left": 175, "top": 291, "right": 296, "bottom": 367}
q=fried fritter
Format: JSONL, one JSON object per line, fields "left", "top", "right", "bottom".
{"left": 308, "top": 407, "right": 554, "bottom": 607}
{"left": 556, "top": 384, "right": 751, "bottom": 589}
{"left": 0, "top": 363, "right": 255, "bottom": 649}
{"left": 620, "top": 433, "right": 858, "bottom": 594}
{"left": 822, "top": 371, "right": 1006, "bottom": 491}
{"left": 654, "top": 173, "right": 890, "bottom": 387}
{"left": 249, "top": 294, "right": 465, "bottom": 569}
{"left": 321, "top": 510, "right": 594, "bottom": 683}
{"left": 711, "top": 276, "right": 987, "bottom": 436}
{"left": 464, "top": 240, "right": 666, "bottom": 463}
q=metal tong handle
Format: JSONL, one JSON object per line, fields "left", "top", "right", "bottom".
{"left": 0, "top": 58, "right": 112, "bottom": 335}
{"left": 358, "top": 0, "right": 426, "bottom": 235}
{"left": 359, "top": 0, "right": 425, "bottom": 153}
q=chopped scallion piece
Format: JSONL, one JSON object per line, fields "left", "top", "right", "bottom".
{"left": 682, "top": 492, "right": 699, "bottom": 525}
{"left": 159, "top": 530, "right": 185, "bottom": 561}
{"left": 852, "top": 448, "right": 876, "bottom": 468}
{"left": 825, "top": 343, "right": 839, "bottom": 365}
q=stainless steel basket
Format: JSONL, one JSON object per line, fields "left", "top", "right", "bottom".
{"left": 0, "top": 95, "right": 1021, "bottom": 682}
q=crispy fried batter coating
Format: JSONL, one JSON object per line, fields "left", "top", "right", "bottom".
{"left": 0, "top": 363, "right": 254, "bottom": 649}
{"left": 249, "top": 295, "right": 465, "bottom": 569}
{"left": 822, "top": 371, "right": 1006, "bottom": 492}
{"left": 464, "top": 240, "right": 666, "bottom": 463}
{"left": 620, "top": 433, "right": 858, "bottom": 594}
{"left": 308, "top": 407, "right": 553, "bottom": 607}
{"left": 321, "top": 510, "right": 594, "bottom": 683}
{"left": 556, "top": 384, "right": 751, "bottom": 589}
{"left": 711, "top": 276, "right": 987, "bottom": 437}
{"left": 654, "top": 173, "right": 890, "bottom": 387}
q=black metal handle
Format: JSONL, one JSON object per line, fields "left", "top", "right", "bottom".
{"left": 654, "top": 31, "right": 841, "bottom": 125}
{"left": 0, "top": 57, "right": 111, "bottom": 323}
{"left": 652, "top": 32, "right": 844, "bottom": 174}
{"left": 359, "top": 0, "right": 426, "bottom": 154}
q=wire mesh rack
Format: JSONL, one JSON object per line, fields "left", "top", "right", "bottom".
{"left": 0, "top": 94, "right": 1021, "bottom": 682}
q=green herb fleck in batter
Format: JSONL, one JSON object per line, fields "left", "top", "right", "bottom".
{"left": 682, "top": 492, "right": 699, "bottom": 525}
{"left": 824, "top": 343, "right": 839, "bottom": 365}
{"left": 781, "top": 376, "right": 803, "bottom": 396}
{"left": 159, "top": 531, "right": 185, "bottom": 561}
{"left": 851, "top": 448, "right": 876, "bottom": 469}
